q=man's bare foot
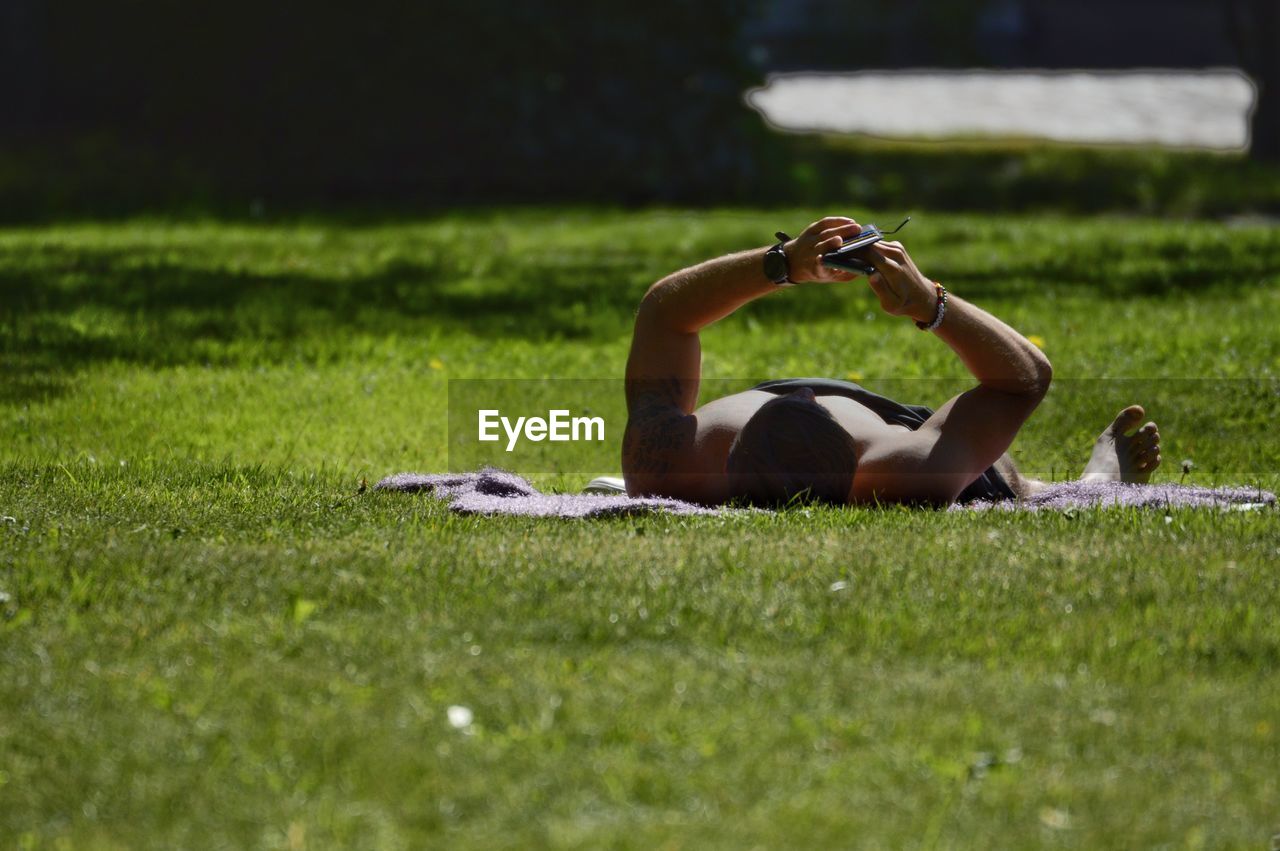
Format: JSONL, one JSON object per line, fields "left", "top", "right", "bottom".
{"left": 1081, "top": 405, "right": 1162, "bottom": 483}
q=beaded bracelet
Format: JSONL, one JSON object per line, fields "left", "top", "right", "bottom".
{"left": 915, "top": 282, "right": 948, "bottom": 331}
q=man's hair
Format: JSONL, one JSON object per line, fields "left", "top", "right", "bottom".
{"left": 725, "top": 396, "right": 859, "bottom": 506}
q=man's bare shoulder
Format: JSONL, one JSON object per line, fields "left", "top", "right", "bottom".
{"left": 622, "top": 376, "right": 694, "bottom": 491}
{"left": 622, "top": 406, "right": 693, "bottom": 482}
{"left": 621, "top": 388, "right": 769, "bottom": 502}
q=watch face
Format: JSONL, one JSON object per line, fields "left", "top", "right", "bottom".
{"left": 764, "top": 248, "right": 788, "bottom": 282}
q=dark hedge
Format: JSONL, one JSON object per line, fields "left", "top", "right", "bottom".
{"left": 3, "top": 1, "right": 768, "bottom": 213}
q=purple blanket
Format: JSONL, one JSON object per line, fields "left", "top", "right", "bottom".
{"left": 952, "top": 480, "right": 1274, "bottom": 512}
{"left": 375, "top": 469, "right": 1274, "bottom": 517}
{"left": 375, "top": 469, "right": 721, "bottom": 517}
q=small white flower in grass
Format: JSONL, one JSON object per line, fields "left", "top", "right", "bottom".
{"left": 1089, "top": 708, "right": 1117, "bottom": 726}
{"left": 447, "top": 705, "right": 473, "bottom": 729}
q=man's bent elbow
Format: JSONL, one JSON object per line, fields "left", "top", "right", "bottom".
{"left": 1032, "top": 353, "right": 1053, "bottom": 398}
{"left": 1013, "top": 350, "right": 1053, "bottom": 400}
{"left": 637, "top": 278, "right": 696, "bottom": 334}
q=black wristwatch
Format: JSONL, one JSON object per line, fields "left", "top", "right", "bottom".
{"left": 763, "top": 231, "right": 793, "bottom": 285}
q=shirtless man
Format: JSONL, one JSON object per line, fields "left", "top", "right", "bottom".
{"left": 622, "top": 216, "right": 1162, "bottom": 506}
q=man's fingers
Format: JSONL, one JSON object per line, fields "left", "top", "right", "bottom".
{"left": 815, "top": 234, "right": 849, "bottom": 253}
{"left": 868, "top": 253, "right": 900, "bottom": 273}
{"left": 808, "top": 216, "right": 859, "bottom": 234}
{"left": 817, "top": 222, "right": 862, "bottom": 245}
{"left": 868, "top": 242, "right": 904, "bottom": 261}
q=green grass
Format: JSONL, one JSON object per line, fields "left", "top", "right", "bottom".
{"left": 2, "top": 209, "right": 1278, "bottom": 848}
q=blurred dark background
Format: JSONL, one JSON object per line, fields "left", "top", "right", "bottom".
{"left": 749, "top": 0, "right": 1240, "bottom": 69}
{"left": 1, "top": 0, "right": 1277, "bottom": 219}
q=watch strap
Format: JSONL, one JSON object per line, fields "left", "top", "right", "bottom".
{"left": 766, "top": 231, "right": 793, "bottom": 285}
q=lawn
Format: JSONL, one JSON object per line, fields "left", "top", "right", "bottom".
{"left": 2, "top": 208, "right": 1278, "bottom": 849}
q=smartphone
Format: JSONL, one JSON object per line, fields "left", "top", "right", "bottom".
{"left": 821, "top": 225, "right": 884, "bottom": 275}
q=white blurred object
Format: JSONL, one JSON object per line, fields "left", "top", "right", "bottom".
{"left": 745, "top": 70, "right": 1256, "bottom": 151}
{"left": 582, "top": 476, "right": 627, "bottom": 495}
{"left": 447, "top": 705, "right": 474, "bottom": 729}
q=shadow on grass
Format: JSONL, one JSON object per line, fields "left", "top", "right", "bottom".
{"left": 2, "top": 224, "right": 1277, "bottom": 403}
{"left": 1, "top": 252, "right": 637, "bottom": 401}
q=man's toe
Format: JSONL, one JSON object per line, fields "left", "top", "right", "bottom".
{"left": 1110, "top": 405, "right": 1145, "bottom": 434}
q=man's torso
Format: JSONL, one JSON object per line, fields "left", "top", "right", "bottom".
{"left": 631, "top": 388, "right": 909, "bottom": 504}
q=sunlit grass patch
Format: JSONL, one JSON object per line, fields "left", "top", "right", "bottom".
{"left": 1, "top": 211, "right": 1277, "bottom": 847}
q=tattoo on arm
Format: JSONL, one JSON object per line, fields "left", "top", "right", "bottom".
{"left": 624, "top": 377, "right": 690, "bottom": 478}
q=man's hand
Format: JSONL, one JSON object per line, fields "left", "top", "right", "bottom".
{"left": 864, "top": 241, "right": 938, "bottom": 323}
{"left": 783, "top": 217, "right": 865, "bottom": 283}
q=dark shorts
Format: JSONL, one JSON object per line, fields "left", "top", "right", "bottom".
{"left": 753, "top": 378, "right": 1017, "bottom": 504}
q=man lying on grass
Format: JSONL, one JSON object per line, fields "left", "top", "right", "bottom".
{"left": 623, "top": 216, "right": 1162, "bottom": 506}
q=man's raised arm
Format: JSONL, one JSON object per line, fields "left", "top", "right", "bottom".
{"left": 622, "top": 217, "right": 862, "bottom": 494}
{"left": 853, "top": 240, "right": 1053, "bottom": 504}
